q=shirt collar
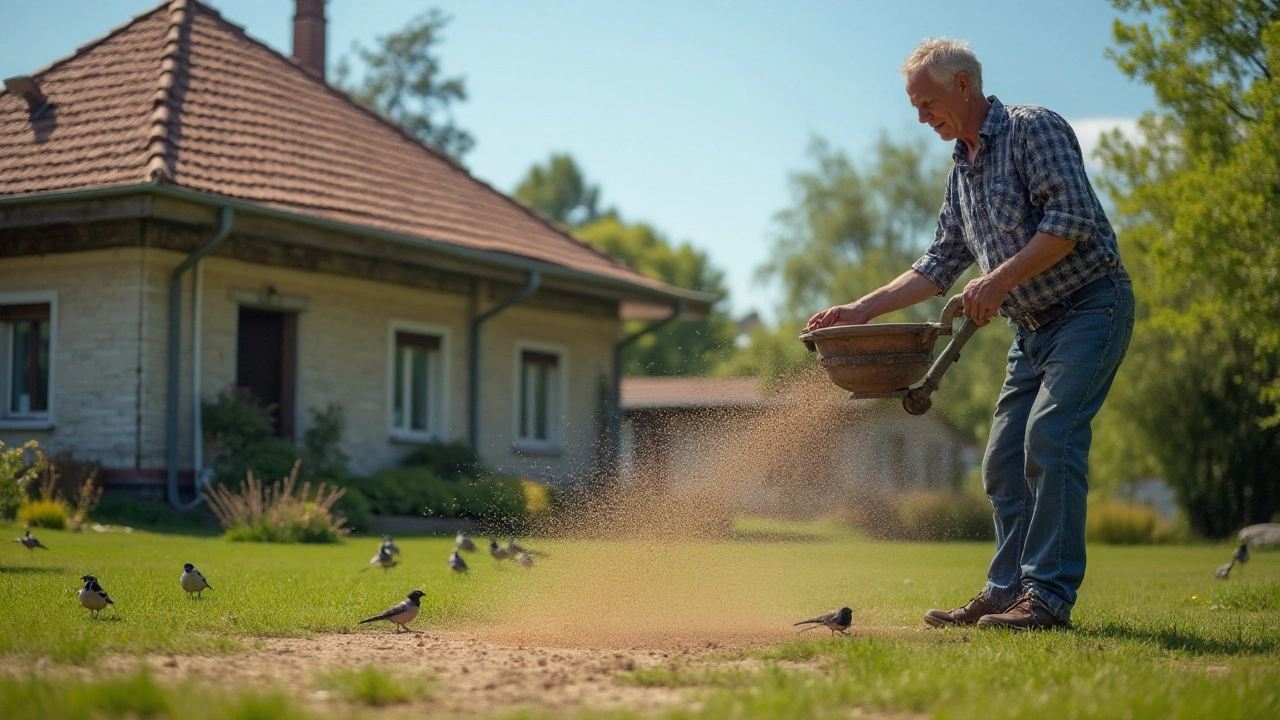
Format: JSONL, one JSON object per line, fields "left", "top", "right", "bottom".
{"left": 952, "top": 95, "right": 1006, "bottom": 161}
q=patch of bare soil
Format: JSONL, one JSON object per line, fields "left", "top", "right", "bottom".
{"left": 103, "top": 631, "right": 761, "bottom": 717}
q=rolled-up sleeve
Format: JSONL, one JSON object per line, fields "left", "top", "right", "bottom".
{"left": 912, "top": 179, "right": 974, "bottom": 294}
{"left": 1023, "top": 110, "right": 1097, "bottom": 243}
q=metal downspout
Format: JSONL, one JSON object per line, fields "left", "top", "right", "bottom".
{"left": 167, "top": 207, "right": 234, "bottom": 509}
{"left": 468, "top": 271, "right": 541, "bottom": 448}
{"left": 609, "top": 301, "right": 684, "bottom": 475}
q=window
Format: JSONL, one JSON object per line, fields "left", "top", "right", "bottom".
{"left": 391, "top": 330, "right": 443, "bottom": 438}
{"left": 517, "top": 349, "right": 562, "bottom": 446}
{"left": 2, "top": 301, "right": 52, "bottom": 420}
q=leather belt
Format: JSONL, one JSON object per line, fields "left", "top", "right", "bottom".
{"left": 1014, "top": 273, "right": 1117, "bottom": 333}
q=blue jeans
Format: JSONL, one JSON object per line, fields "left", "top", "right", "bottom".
{"left": 981, "top": 271, "right": 1134, "bottom": 622}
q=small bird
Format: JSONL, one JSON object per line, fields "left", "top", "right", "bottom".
{"left": 1234, "top": 542, "right": 1250, "bottom": 567}
{"left": 359, "top": 589, "right": 425, "bottom": 632}
{"left": 13, "top": 529, "right": 48, "bottom": 557}
{"left": 455, "top": 531, "right": 477, "bottom": 553}
{"left": 513, "top": 551, "right": 534, "bottom": 568}
{"left": 793, "top": 607, "right": 853, "bottom": 636}
{"left": 489, "top": 539, "right": 509, "bottom": 562}
{"left": 362, "top": 546, "right": 398, "bottom": 572}
{"left": 381, "top": 535, "right": 401, "bottom": 557}
{"left": 1214, "top": 561, "right": 1234, "bottom": 580}
{"left": 449, "top": 550, "right": 468, "bottom": 574}
{"left": 78, "top": 575, "right": 114, "bottom": 618}
{"left": 179, "top": 563, "right": 213, "bottom": 599}
{"left": 506, "top": 539, "right": 548, "bottom": 558}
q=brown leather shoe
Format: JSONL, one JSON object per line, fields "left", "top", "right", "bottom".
{"left": 924, "top": 592, "right": 1004, "bottom": 628}
{"left": 976, "top": 593, "right": 1071, "bottom": 630}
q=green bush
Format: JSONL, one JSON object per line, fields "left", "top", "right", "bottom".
{"left": 400, "top": 441, "right": 483, "bottom": 481}
{"left": 16, "top": 498, "right": 69, "bottom": 530}
{"left": 332, "top": 486, "right": 372, "bottom": 533}
{"left": 92, "top": 495, "right": 214, "bottom": 532}
{"left": 341, "top": 467, "right": 531, "bottom": 524}
{"left": 0, "top": 440, "right": 40, "bottom": 521}
{"left": 1086, "top": 501, "right": 1185, "bottom": 544}
{"left": 894, "top": 490, "right": 994, "bottom": 542}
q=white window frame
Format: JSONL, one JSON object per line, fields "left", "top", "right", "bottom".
{"left": 512, "top": 340, "right": 567, "bottom": 454}
{"left": 386, "top": 321, "right": 450, "bottom": 442}
{"left": 0, "top": 290, "right": 58, "bottom": 430}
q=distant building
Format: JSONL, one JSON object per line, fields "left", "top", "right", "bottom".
{"left": 620, "top": 376, "right": 977, "bottom": 513}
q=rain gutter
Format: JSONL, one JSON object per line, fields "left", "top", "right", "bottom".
{"left": 609, "top": 301, "right": 685, "bottom": 474}
{"left": 166, "top": 206, "right": 233, "bottom": 509}
{"left": 468, "top": 271, "right": 541, "bottom": 448}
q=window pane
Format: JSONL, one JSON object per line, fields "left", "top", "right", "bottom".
{"left": 393, "top": 346, "right": 405, "bottom": 428}
{"left": 10, "top": 321, "right": 31, "bottom": 413}
{"left": 534, "top": 363, "right": 548, "bottom": 440}
{"left": 410, "top": 348, "right": 429, "bottom": 431}
{"left": 35, "top": 321, "right": 48, "bottom": 412}
{"left": 519, "top": 363, "right": 531, "bottom": 438}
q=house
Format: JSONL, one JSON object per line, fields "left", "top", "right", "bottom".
{"left": 619, "top": 376, "right": 977, "bottom": 515}
{"left": 0, "top": 0, "right": 712, "bottom": 499}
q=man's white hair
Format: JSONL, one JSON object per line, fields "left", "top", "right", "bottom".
{"left": 901, "top": 38, "right": 983, "bottom": 96}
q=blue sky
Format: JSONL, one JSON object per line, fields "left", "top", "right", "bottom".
{"left": 1, "top": 1, "right": 1154, "bottom": 320}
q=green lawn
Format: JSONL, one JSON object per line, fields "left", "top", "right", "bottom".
{"left": 1, "top": 520, "right": 1277, "bottom": 719}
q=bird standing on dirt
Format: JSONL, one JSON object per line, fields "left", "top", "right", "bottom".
{"left": 793, "top": 607, "right": 853, "bottom": 636}
{"left": 78, "top": 575, "right": 113, "bottom": 618}
{"left": 489, "top": 539, "right": 509, "bottom": 562}
{"left": 13, "top": 529, "right": 48, "bottom": 557}
{"left": 449, "top": 550, "right": 468, "bottom": 574}
{"left": 180, "top": 563, "right": 213, "bottom": 599}
{"left": 362, "top": 546, "right": 398, "bottom": 572}
{"left": 359, "top": 589, "right": 424, "bottom": 632}
{"left": 381, "top": 535, "right": 401, "bottom": 557}
{"left": 455, "top": 531, "right": 477, "bottom": 552}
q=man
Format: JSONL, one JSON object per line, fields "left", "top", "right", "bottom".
{"left": 806, "top": 38, "right": 1133, "bottom": 630}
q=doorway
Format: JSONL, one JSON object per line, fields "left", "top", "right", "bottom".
{"left": 236, "top": 307, "right": 296, "bottom": 439}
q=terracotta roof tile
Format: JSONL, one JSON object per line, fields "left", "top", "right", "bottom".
{"left": 0, "top": 0, "right": 690, "bottom": 297}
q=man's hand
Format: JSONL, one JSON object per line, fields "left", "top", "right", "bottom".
{"left": 960, "top": 273, "right": 1010, "bottom": 326}
{"left": 806, "top": 303, "right": 871, "bottom": 332}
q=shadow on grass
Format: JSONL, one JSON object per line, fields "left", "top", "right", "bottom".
{"left": 1081, "top": 621, "right": 1279, "bottom": 656}
{"left": 0, "top": 565, "right": 64, "bottom": 575}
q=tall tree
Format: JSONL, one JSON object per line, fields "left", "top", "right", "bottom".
{"left": 514, "top": 153, "right": 602, "bottom": 226}
{"left": 335, "top": 10, "right": 474, "bottom": 161}
{"left": 575, "top": 217, "right": 738, "bottom": 376}
{"left": 1095, "top": 0, "right": 1280, "bottom": 535}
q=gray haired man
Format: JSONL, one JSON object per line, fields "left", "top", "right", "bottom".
{"left": 807, "top": 38, "right": 1133, "bottom": 630}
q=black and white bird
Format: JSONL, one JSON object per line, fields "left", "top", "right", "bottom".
{"left": 489, "top": 538, "right": 509, "bottom": 562}
{"left": 513, "top": 551, "right": 534, "bottom": 568}
{"left": 359, "top": 589, "right": 424, "bottom": 632}
{"left": 78, "top": 575, "right": 113, "bottom": 618}
{"left": 455, "top": 531, "right": 477, "bottom": 553}
{"left": 362, "top": 545, "right": 398, "bottom": 572}
{"left": 180, "top": 563, "right": 213, "bottom": 599}
{"left": 14, "top": 529, "right": 48, "bottom": 557}
{"left": 449, "top": 550, "right": 468, "bottom": 574}
{"left": 793, "top": 607, "right": 853, "bottom": 636}
{"left": 1215, "top": 543, "right": 1252, "bottom": 580}
{"left": 381, "top": 535, "right": 401, "bottom": 557}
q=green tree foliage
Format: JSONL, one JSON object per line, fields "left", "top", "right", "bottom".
{"left": 513, "top": 153, "right": 602, "bottom": 226}
{"left": 513, "top": 154, "right": 737, "bottom": 376}
{"left": 575, "top": 216, "right": 737, "bottom": 375}
{"left": 335, "top": 10, "right": 474, "bottom": 161}
{"left": 1094, "top": 0, "right": 1280, "bottom": 534}
{"left": 752, "top": 133, "right": 1013, "bottom": 440}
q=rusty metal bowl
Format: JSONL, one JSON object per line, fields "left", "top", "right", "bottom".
{"left": 799, "top": 297, "right": 964, "bottom": 396}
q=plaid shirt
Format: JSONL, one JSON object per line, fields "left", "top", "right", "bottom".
{"left": 911, "top": 97, "right": 1122, "bottom": 318}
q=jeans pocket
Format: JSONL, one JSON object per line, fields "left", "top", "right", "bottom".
{"left": 1066, "top": 285, "right": 1118, "bottom": 318}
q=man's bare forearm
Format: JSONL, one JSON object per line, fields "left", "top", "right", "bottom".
{"left": 961, "top": 232, "right": 1077, "bottom": 324}
{"left": 855, "top": 270, "right": 943, "bottom": 320}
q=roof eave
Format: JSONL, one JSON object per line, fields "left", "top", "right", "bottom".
{"left": 0, "top": 184, "right": 716, "bottom": 312}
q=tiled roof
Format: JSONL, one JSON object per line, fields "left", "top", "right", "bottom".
{"left": 0, "top": 0, "right": 687, "bottom": 297}
{"left": 621, "top": 376, "right": 767, "bottom": 410}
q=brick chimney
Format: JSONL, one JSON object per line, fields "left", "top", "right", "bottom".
{"left": 292, "top": 0, "right": 326, "bottom": 79}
